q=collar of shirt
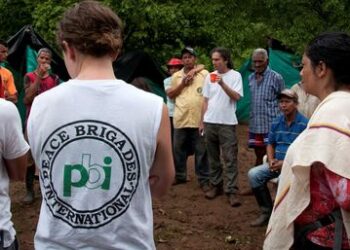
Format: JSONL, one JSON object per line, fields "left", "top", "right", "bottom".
{"left": 255, "top": 66, "right": 270, "bottom": 77}
{"left": 281, "top": 111, "right": 305, "bottom": 127}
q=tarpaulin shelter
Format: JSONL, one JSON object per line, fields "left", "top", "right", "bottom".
{"left": 237, "top": 39, "right": 301, "bottom": 122}
{"left": 4, "top": 25, "right": 69, "bottom": 123}
{"left": 113, "top": 50, "right": 167, "bottom": 101}
{"left": 4, "top": 26, "right": 167, "bottom": 123}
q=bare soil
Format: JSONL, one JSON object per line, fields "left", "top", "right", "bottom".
{"left": 10, "top": 124, "right": 266, "bottom": 250}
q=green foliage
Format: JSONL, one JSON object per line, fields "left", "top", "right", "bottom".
{"left": 32, "top": 1, "right": 71, "bottom": 52}
{"left": 264, "top": 0, "right": 350, "bottom": 54}
{"left": 1, "top": 0, "right": 350, "bottom": 68}
{"left": 0, "top": 0, "right": 34, "bottom": 40}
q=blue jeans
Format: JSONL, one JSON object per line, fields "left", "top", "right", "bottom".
{"left": 248, "top": 163, "right": 279, "bottom": 189}
{"left": 173, "top": 128, "right": 209, "bottom": 185}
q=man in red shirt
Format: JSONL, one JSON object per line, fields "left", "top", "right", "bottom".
{"left": 22, "top": 48, "right": 59, "bottom": 204}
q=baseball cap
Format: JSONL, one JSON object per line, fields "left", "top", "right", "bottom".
{"left": 167, "top": 58, "right": 183, "bottom": 66}
{"left": 278, "top": 89, "right": 298, "bottom": 102}
{"left": 181, "top": 46, "right": 196, "bottom": 57}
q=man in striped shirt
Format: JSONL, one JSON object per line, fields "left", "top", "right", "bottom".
{"left": 248, "top": 48, "right": 285, "bottom": 166}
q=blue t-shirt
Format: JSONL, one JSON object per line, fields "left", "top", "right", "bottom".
{"left": 268, "top": 112, "right": 308, "bottom": 160}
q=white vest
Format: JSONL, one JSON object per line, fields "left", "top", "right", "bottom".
{"left": 0, "top": 99, "right": 29, "bottom": 248}
{"left": 27, "top": 79, "right": 163, "bottom": 250}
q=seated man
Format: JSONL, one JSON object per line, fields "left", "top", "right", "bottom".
{"left": 248, "top": 89, "right": 308, "bottom": 227}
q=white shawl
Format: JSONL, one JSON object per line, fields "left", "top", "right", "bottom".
{"left": 263, "top": 91, "right": 350, "bottom": 250}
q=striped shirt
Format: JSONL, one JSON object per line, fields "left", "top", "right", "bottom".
{"left": 249, "top": 67, "right": 285, "bottom": 133}
{"left": 268, "top": 112, "right": 308, "bottom": 160}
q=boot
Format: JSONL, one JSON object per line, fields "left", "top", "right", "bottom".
{"left": 205, "top": 183, "right": 223, "bottom": 199}
{"left": 22, "top": 190, "right": 35, "bottom": 204}
{"left": 22, "top": 165, "right": 35, "bottom": 204}
{"left": 250, "top": 185, "right": 273, "bottom": 227}
{"left": 250, "top": 207, "right": 271, "bottom": 227}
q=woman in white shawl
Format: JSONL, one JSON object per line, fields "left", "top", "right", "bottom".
{"left": 264, "top": 32, "right": 350, "bottom": 250}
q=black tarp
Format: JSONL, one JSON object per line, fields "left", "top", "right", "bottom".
{"left": 114, "top": 50, "right": 167, "bottom": 99}
{"left": 7, "top": 25, "right": 69, "bottom": 82}
{"left": 5, "top": 25, "right": 167, "bottom": 122}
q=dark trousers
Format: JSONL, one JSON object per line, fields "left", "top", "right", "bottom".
{"left": 173, "top": 128, "right": 209, "bottom": 185}
{"left": 205, "top": 123, "right": 239, "bottom": 193}
{"left": 25, "top": 165, "right": 35, "bottom": 191}
{"left": 293, "top": 239, "right": 332, "bottom": 250}
{"left": 169, "top": 117, "right": 174, "bottom": 144}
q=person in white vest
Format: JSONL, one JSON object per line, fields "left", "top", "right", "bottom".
{"left": 0, "top": 99, "right": 29, "bottom": 250}
{"left": 26, "top": 1, "right": 174, "bottom": 249}
{"left": 264, "top": 32, "right": 350, "bottom": 250}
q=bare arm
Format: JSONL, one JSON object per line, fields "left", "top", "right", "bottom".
{"left": 149, "top": 104, "right": 175, "bottom": 198}
{"left": 4, "top": 153, "right": 28, "bottom": 181}
{"left": 217, "top": 75, "right": 241, "bottom": 101}
{"left": 267, "top": 144, "right": 283, "bottom": 171}
{"left": 166, "top": 77, "right": 190, "bottom": 99}
{"left": 167, "top": 67, "right": 202, "bottom": 99}
{"left": 23, "top": 75, "right": 40, "bottom": 105}
{"left": 186, "top": 64, "right": 205, "bottom": 79}
{"left": 266, "top": 144, "right": 275, "bottom": 167}
{"left": 5, "top": 93, "right": 18, "bottom": 103}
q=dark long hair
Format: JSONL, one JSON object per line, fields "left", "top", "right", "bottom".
{"left": 210, "top": 47, "right": 233, "bottom": 69}
{"left": 305, "top": 32, "right": 350, "bottom": 86}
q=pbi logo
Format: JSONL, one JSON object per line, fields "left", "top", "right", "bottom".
{"left": 41, "top": 120, "right": 140, "bottom": 228}
{"left": 63, "top": 154, "right": 112, "bottom": 197}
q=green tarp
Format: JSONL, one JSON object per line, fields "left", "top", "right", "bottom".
{"left": 5, "top": 26, "right": 300, "bottom": 124}
{"left": 5, "top": 26, "right": 167, "bottom": 125}
{"left": 237, "top": 48, "right": 301, "bottom": 122}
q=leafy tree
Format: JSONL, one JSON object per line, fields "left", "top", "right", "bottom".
{"left": 264, "top": 0, "right": 350, "bottom": 54}
{"left": 2, "top": 0, "right": 350, "bottom": 69}
{"left": 0, "top": 0, "right": 34, "bottom": 40}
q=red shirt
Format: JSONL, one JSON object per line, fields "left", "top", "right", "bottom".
{"left": 295, "top": 162, "right": 350, "bottom": 248}
{"left": 24, "top": 72, "right": 58, "bottom": 121}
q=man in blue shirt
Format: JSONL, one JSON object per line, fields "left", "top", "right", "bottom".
{"left": 248, "top": 89, "right": 308, "bottom": 227}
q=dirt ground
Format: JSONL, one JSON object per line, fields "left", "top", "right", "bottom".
{"left": 10, "top": 124, "right": 267, "bottom": 250}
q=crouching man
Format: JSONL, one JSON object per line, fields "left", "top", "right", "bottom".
{"left": 248, "top": 89, "right": 308, "bottom": 227}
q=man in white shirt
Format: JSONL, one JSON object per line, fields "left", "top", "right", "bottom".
{"left": 200, "top": 47, "right": 243, "bottom": 207}
{"left": 0, "top": 99, "right": 29, "bottom": 249}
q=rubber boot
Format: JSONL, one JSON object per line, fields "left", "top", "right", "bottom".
{"left": 250, "top": 185, "right": 273, "bottom": 227}
{"left": 22, "top": 165, "right": 35, "bottom": 204}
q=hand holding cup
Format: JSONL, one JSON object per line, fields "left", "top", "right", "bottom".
{"left": 210, "top": 73, "right": 218, "bottom": 83}
{"left": 210, "top": 73, "right": 222, "bottom": 84}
